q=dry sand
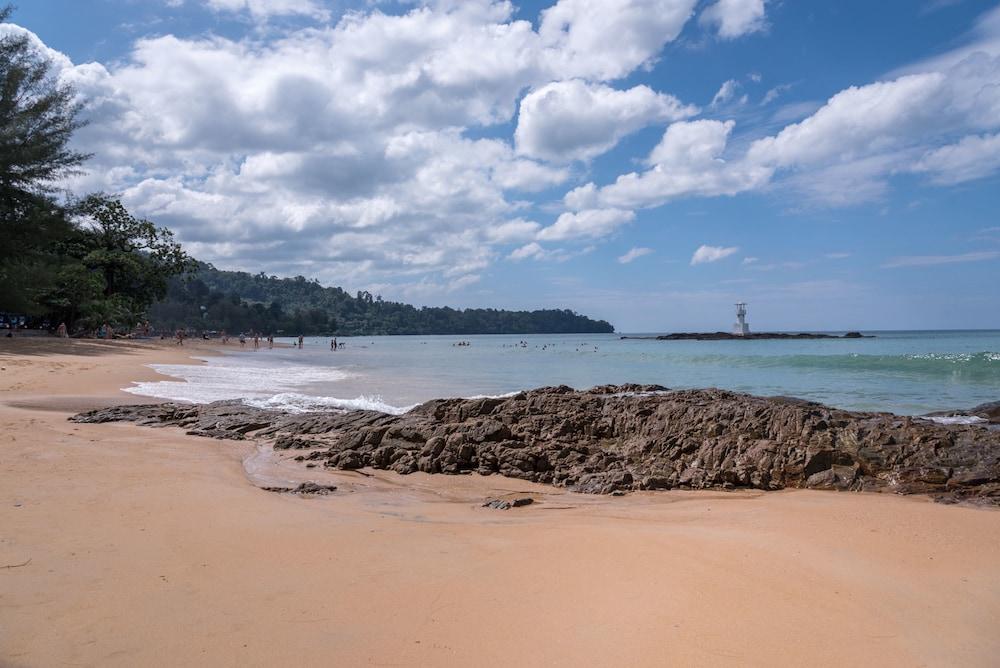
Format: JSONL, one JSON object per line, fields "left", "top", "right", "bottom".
{"left": 1, "top": 337, "right": 999, "bottom": 667}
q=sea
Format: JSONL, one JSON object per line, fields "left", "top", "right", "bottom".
{"left": 124, "top": 330, "right": 1000, "bottom": 418}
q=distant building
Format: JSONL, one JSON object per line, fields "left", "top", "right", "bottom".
{"left": 733, "top": 302, "right": 750, "bottom": 336}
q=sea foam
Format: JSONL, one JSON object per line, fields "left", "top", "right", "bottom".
{"left": 125, "top": 359, "right": 354, "bottom": 403}
{"left": 924, "top": 415, "right": 989, "bottom": 425}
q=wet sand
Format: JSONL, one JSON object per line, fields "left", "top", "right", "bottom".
{"left": 1, "top": 338, "right": 999, "bottom": 667}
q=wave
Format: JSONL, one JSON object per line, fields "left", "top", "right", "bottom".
{"left": 124, "top": 360, "right": 355, "bottom": 405}
{"left": 923, "top": 415, "right": 988, "bottom": 425}
{"left": 244, "top": 392, "right": 415, "bottom": 415}
{"left": 681, "top": 351, "right": 1000, "bottom": 381}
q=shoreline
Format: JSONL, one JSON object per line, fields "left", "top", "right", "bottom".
{"left": 2, "top": 338, "right": 1000, "bottom": 666}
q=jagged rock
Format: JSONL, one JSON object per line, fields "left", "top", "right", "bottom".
{"left": 483, "top": 497, "right": 533, "bottom": 510}
{"left": 274, "top": 435, "right": 321, "bottom": 450}
{"left": 262, "top": 482, "right": 337, "bottom": 495}
{"left": 71, "top": 385, "right": 1000, "bottom": 505}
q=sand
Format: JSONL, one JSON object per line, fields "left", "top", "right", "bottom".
{"left": 1, "top": 338, "right": 999, "bottom": 667}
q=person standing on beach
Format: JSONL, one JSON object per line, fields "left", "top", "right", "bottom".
{"left": 268, "top": 334, "right": 273, "bottom": 349}
{"left": 253, "top": 333, "right": 259, "bottom": 350}
{"left": 56, "top": 322, "right": 67, "bottom": 338}
{"left": 298, "top": 334, "right": 304, "bottom": 349}
{"left": 331, "top": 337, "right": 337, "bottom": 351}
{"left": 239, "top": 333, "right": 246, "bottom": 348}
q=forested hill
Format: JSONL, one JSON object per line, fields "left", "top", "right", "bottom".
{"left": 148, "top": 263, "right": 614, "bottom": 336}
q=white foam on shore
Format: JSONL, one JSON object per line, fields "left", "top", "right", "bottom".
{"left": 125, "top": 360, "right": 355, "bottom": 405}
{"left": 924, "top": 415, "right": 988, "bottom": 425}
{"left": 244, "top": 392, "right": 415, "bottom": 415}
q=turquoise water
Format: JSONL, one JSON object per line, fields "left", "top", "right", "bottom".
{"left": 129, "top": 330, "right": 1000, "bottom": 416}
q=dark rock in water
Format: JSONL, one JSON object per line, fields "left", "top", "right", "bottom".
{"left": 970, "top": 401, "right": 1000, "bottom": 424}
{"left": 262, "top": 482, "right": 337, "bottom": 495}
{"left": 71, "top": 384, "right": 1000, "bottom": 506}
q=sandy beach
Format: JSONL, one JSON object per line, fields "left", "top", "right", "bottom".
{"left": 1, "top": 338, "right": 999, "bottom": 667}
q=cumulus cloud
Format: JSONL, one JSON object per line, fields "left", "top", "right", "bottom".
{"left": 537, "top": 208, "right": 635, "bottom": 241}
{"left": 691, "top": 244, "right": 739, "bottom": 265}
{"left": 11, "top": 0, "right": 1000, "bottom": 300}
{"left": 564, "top": 120, "right": 772, "bottom": 210}
{"left": 515, "top": 79, "right": 696, "bottom": 162}
{"left": 564, "top": 19, "right": 1000, "bottom": 211}
{"left": 913, "top": 132, "right": 1000, "bottom": 185}
{"left": 699, "top": 0, "right": 767, "bottom": 39}
{"left": 618, "top": 247, "right": 653, "bottom": 263}
{"left": 538, "top": 0, "right": 699, "bottom": 80}
{"left": 509, "top": 242, "right": 548, "bottom": 261}
{"left": 11, "top": 0, "right": 708, "bottom": 298}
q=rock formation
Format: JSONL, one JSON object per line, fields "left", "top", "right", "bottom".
{"left": 71, "top": 385, "right": 1000, "bottom": 505}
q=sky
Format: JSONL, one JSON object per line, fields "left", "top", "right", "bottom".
{"left": 7, "top": 0, "right": 1000, "bottom": 332}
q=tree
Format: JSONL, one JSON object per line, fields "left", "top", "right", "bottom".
{"left": 0, "top": 4, "right": 89, "bottom": 315}
{"left": 68, "top": 195, "right": 191, "bottom": 327}
{"left": 0, "top": 5, "right": 90, "bottom": 214}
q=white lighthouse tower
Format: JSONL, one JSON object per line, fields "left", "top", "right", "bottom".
{"left": 733, "top": 302, "right": 750, "bottom": 336}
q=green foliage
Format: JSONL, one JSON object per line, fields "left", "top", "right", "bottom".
{"left": 25, "top": 196, "right": 192, "bottom": 330}
{"left": 149, "top": 263, "right": 615, "bottom": 335}
{"left": 0, "top": 4, "right": 90, "bottom": 320}
{"left": 0, "top": 4, "right": 90, "bottom": 211}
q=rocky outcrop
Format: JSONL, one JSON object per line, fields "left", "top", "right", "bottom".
{"left": 71, "top": 384, "right": 1000, "bottom": 506}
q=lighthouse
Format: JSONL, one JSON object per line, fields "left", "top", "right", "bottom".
{"left": 733, "top": 302, "right": 750, "bottom": 336}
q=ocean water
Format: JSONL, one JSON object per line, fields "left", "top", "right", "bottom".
{"left": 125, "top": 330, "right": 1000, "bottom": 416}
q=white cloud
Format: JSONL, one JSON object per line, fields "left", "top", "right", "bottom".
{"left": 699, "top": 0, "right": 767, "bottom": 39}
{"left": 742, "top": 256, "right": 758, "bottom": 264}
{"left": 509, "top": 242, "right": 549, "bottom": 261}
{"left": 691, "top": 244, "right": 739, "bottom": 265}
{"left": 913, "top": 132, "right": 1000, "bottom": 185}
{"left": 537, "top": 208, "right": 635, "bottom": 241}
{"left": 538, "top": 0, "right": 699, "bottom": 80}
{"left": 710, "top": 79, "right": 741, "bottom": 107}
{"left": 202, "top": 0, "right": 330, "bottom": 21}
{"left": 564, "top": 28, "right": 1000, "bottom": 210}
{"left": 515, "top": 79, "right": 696, "bottom": 162}
{"left": 565, "top": 120, "right": 772, "bottom": 210}
{"left": 618, "top": 247, "right": 653, "bottom": 263}
{"left": 882, "top": 251, "right": 1000, "bottom": 268}
{"left": 761, "top": 83, "right": 792, "bottom": 105}
{"left": 486, "top": 219, "right": 543, "bottom": 244}
{"left": 9, "top": 0, "right": 708, "bottom": 298}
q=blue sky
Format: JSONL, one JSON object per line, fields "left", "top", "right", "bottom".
{"left": 9, "top": 0, "right": 1000, "bottom": 331}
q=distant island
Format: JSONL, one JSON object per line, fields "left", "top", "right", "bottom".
{"left": 150, "top": 262, "right": 615, "bottom": 336}
{"left": 622, "top": 331, "right": 872, "bottom": 341}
